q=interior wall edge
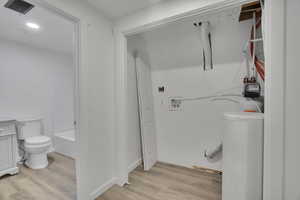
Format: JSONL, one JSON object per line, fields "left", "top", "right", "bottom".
{"left": 32, "top": 0, "right": 116, "bottom": 199}
{"left": 127, "top": 158, "right": 143, "bottom": 173}
{"left": 263, "top": 0, "right": 286, "bottom": 200}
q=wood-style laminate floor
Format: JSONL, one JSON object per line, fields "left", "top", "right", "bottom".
{"left": 97, "top": 162, "right": 222, "bottom": 200}
{"left": 0, "top": 153, "right": 76, "bottom": 200}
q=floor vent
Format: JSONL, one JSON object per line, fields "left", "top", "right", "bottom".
{"left": 4, "top": 0, "right": 34, "bottom": 15}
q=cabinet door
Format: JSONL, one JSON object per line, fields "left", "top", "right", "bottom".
{"left": 0, "top": 136, "right": 13, "bottom": 171}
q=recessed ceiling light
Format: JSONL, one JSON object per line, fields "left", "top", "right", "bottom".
{"left": 26, "top": 22, "right": 40, "bottom": 30}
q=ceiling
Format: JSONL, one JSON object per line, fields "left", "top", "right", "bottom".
{"left": 0, "top": 0, "right": 74, "bottom": 55}
{"left": 86, "top": 0, "right": 163, "bottom": 19}
{"left": 128, "top": 7, "right": 253, "bottom": 70}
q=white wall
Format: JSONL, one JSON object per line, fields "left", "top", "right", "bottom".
{"left": 152, "top": 63, "right": 244, "bottom": 170}
{"left": 82, "top": 14, "right": 115, "bottom": 200}
{"left": 39, "top": 0, "right": 115, "bottom": 199}
{"left": 284, "top": 0, "right": 300, "bottom": 199}
{"left": 126, "top": 52, "right": 142, "bottom": 170}
{"left": 0, "top": 39, "right": 74, "bottom": 138}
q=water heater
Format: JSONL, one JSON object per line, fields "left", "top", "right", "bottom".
{"left": 222, "top": 112, "right": 264, "bottom": 200}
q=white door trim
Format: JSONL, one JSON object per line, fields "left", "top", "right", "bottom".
{"left": 114, "top": 0, "right": 260, "bottom": 186}
{"left": 263, "top": 1, "right": 286, "bottom": 200}
{"left": 24, "top": 0, "right": 82, "bottom": 198}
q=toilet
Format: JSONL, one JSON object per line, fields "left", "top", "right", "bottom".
{"left": 17, "top": 118, "right": 52, "bottom": 169}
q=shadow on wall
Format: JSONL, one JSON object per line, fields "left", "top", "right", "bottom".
{"left": 127, "top": 34, "right": 151, "bottom": 67}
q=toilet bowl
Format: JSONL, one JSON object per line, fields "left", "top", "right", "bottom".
{"left": 16, "top": 117, "right": 52, "bottom": 169}
{"left": 24, "top": 136, "right": 51, "bottom": 169}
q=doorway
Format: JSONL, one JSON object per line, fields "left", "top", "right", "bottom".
{"left": 0, "top": 0, "right": 80, "bottom": 199}
{"left": 115, "top": 1, "right": 269, "bottom": 199}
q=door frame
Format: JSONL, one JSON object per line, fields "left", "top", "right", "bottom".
{"left": 115, "top": 0, "right": 255, "bottom": 184}
{"left": 24, "top": 0, "right": 82, "bottom": 198}
{"left": 114, "top": 1, "right": 285, "bottom": 200}
{"left": 263, "top": 1, "right": 286, "bottom": 200}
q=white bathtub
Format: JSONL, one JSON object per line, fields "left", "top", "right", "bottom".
{"left": 54, "top": 129, "right": 76, "bottom": 159}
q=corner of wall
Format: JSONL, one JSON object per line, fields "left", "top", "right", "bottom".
{"left": 128, "top": 158, "right": 142, "bottom": 173}
{"left": 89, "top": 177, "right": 118, "bottom": 200}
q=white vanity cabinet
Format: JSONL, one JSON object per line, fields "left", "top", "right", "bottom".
{"left": 0, "top": 120, "right": 18, "bottom": 178}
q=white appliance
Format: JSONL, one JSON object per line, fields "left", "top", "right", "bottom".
{"left": 0, "top": 118, "right": 19, "bottom": 177}
{"left": 222, "top": 112, "right": 264, "bottom": 200}
{"left": 17, "top": 117, "right": 51, "bottom": 169}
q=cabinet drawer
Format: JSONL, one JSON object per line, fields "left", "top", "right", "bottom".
{"left": 0, "top": 124, "right": 16, "bottom": 136}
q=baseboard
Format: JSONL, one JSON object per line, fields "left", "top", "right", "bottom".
{"left": 116, "top": 175, "right": 129, "bottom": 186}
{"left": 89, "top": 177, "right": 117, "bottom": 200}
{"left": 128, "top": 158, "right": 142, "bottom": 173}
{"left": 89, "top": 158, "right": 142, "bottom": 199}
{"left": 158, "top": 160, "right": 222, "bottom": 174}
{"left": 193, "top": 165, "right": 222, "bottom": 175}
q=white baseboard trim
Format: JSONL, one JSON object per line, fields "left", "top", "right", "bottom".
{"left": 128, "top": 158, "right": 142, "bottom": 173}
{"left": 116, "top": 175, "right": 129, "bottom": 186}
{"left": 0, "top": 167, "right": 19, "bottom": 177}
{"left": 90, "top": 158, "right": 142, "bottom": 199}
{"left": 90, "top": 177, "right": 117, "bottom": 200}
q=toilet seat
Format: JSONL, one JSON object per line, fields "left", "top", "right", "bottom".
{"left": 25, "top": 136, "right": 51, "bottom": 146}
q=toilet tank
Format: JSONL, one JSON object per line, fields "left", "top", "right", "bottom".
{"left": 17, "top": 118, "right": 43, "bottom": 140}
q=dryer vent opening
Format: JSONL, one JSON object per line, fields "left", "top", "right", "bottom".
{"left": 4, "top": 0, "right": 34, "bottom": 15}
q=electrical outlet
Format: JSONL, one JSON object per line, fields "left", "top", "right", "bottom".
{"left": 169, "top": 97, "right": 183, "bottom": 111}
